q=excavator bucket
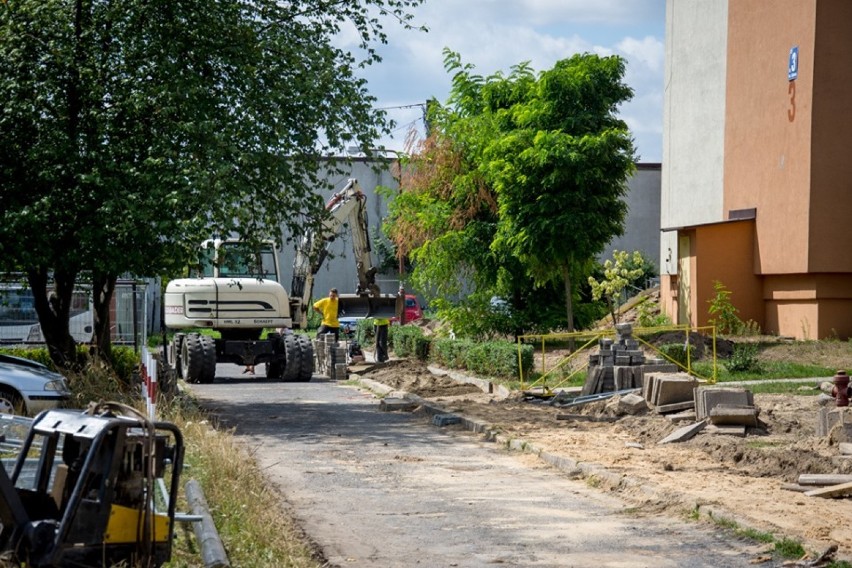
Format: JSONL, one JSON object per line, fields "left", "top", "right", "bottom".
{"left": 337, "top": 293, "right": 402, "bottom": 320}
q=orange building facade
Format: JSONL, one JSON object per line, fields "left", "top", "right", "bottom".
{"left": 661, "top": 0, "right": 852, "bottom": 339}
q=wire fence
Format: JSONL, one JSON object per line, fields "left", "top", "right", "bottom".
{"left": 0, "top": 281, "right": 151, "bottom": 349}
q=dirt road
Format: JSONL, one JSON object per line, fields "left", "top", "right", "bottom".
{"left": 353, "top": 358, "right": 852, "bottom": 563}
{"left": 191, "top": 363, "right": 764, "bottom": 567}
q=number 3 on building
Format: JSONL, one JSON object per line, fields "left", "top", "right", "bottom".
{"left": 788, "top": 81, "right": 796, "bottom": 122}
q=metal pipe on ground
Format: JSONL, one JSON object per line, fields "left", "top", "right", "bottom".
{"left": 555, "top": 388, "right": 641, "bottom": 409}
{"left": 186, "top": 478, "right": 231, "bottom": 568}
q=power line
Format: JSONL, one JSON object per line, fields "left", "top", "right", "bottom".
{"left": 375, "top": 103, "right": 426, "bottom": 111}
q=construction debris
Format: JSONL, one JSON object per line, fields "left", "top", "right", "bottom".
{"left": 708, "top": 405, "right": 760, "bottom": 427}
{"left": 804, "top": 481, "right": 852, "bottom": 499}
{"left": 658, "top": 420, "right": 707, "bottom": 444}
{"left": 797, "top": 474, "right": 852, "bottom": 486}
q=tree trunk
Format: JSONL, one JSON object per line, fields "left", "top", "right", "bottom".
{"left": 561, "top": 264, "right": 574, "bottom": 333}
{"left": 27, "top": 267, "right": 79, "bottom": 370}
{"left": 92, "top": 272, "right": 117, "bottom": 363}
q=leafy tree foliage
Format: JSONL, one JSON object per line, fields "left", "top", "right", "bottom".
{"left": 385, "top": 50, "right": 635, "bottom": 338}
{"left": 588, "top": 250, "right": 647, "bottom": 326}
{"left": 0, "top": 0, "right": 423, "bottom": 369}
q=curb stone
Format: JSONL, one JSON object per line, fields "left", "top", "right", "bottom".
{"left": 352, "top": 374, "right": 819, "bottom": 556}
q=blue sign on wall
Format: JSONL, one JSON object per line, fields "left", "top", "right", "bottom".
{"left": 788, "top": 46, "right": 799, "bottom": 81}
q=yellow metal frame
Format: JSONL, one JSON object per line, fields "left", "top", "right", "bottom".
{"left": 516, "top": 324, "right": 718, "bottom": 391}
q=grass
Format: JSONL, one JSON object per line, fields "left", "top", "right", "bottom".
{"left": 161, "top": 400, "right": 323, "bottom": 568}
{"left": 744, "top": 381, "right": 823, "bottom": 395}
{"left": 690, "top": 360, "right": 835, "bottom": 383}
{"left": 706, "top": 512, "right": 806, "bottom": 560}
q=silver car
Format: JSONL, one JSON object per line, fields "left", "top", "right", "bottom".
{"left": 0, "top": 354, "right": 71, "bottom": 415}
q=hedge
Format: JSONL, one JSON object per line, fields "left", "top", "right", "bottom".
{"left": 388, "top": 325, "right": 534, "bottom": 381}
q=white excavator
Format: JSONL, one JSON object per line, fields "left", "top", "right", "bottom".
{"left": 163, "top": 179, "right": 401, "bottom": 383}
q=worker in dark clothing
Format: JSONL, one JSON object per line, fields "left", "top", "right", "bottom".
{"left": 374, "top": 317, "right": 390, "bottom": 363}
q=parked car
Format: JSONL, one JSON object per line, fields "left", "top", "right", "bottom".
{"left": 0, "top": 354, "right": 71, "bottom": 415}
{"left": 402, "top": 295, "right": 423, "bottom": 323}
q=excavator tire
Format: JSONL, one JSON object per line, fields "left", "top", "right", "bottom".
{"left": 181, "top": 334, "right": 204, "bottom": 384}
{"left": 198, "top": 335, "right": 217, "bottom": 384}
{"left": 266, "top": 333, "right": 285, "bottom": 380}
{"left": 295, "top": 335, "right": 314, "bottom": 382}
{"left": 281, "top": 334, "right": 302, "bottom": 382}
{"left": 173, "top": 334, "right": 185, "bottom": 380}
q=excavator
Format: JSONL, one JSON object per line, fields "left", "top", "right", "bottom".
{"left": 164, "top": 178, "right": 401, "bottom": 383}
{"left": 0, "top": 404, "right": 183, "bottom": 567}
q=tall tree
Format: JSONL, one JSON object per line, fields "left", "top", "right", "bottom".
{"left": 386, "top": 51, "right": 635, "bottom": 336}
{"left": 486, "top": 53, "right": 636, "bottom": 333}
{"left": 0, "top": 0, "right": 423, "bottom": 369}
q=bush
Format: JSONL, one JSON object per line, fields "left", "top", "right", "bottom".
{"left": 724, "top": 343, "right": 762, "bottom": 373}
{"left": 658, "top": 343, "right": 694, "bottom": 367}
{"left": 430, "top": 337, "right": 533, "bottom": 380}
{"left": 430, "top": 338, "right": 473, "bottom": 368}
{"left": 389, "top": 325, "right": 429, "bottom": 359}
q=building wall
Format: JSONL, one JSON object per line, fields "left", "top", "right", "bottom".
{"left": 764, "top": 273, "right": 852, "bottom": 339}
{"left": 692, "top": 221, "right": 763, "bottom": 329}
{"left": 660, "top": 0, "right": 728, "bottom": 295}
{"left": 601, "top": 163, "right": 661, "bottom": 268}
{"left": 723, "top": 1, "right": 816, "bottom": 275}
{"left": 810, "top": 2, "right": 852, "bottom": 272}
{"left": 660, "top": 0, "right": 728, "bottom": 240}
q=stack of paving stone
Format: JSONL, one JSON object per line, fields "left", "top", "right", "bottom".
{"left": 315, "top": 335, "right": 348, "bottom": 379}
{"left": 643, "top": 372, "right": 701, "bottom": 414}
{"left": 581, "top": 323, "right": 678, "bottom": 396}
{"left": 695, "top": 386, "right": 758, "bottom": 434}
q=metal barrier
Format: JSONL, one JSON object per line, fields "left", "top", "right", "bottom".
{"left": 517, "top": 324, "right": 719, "bottom": 391}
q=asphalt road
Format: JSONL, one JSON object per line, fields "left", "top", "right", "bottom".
{"left": 190, "top": 363, "right": 766, "bottom": 568}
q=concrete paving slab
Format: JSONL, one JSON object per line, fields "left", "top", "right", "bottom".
{"left": 658, "top": 420, "right": 707, "bottom": 444}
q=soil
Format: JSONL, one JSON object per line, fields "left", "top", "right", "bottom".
{"left": 355, "top": 356, "right": 852, "bottom": 562}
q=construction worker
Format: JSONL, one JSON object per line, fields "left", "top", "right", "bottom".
{"left": 313, "top": 288, "right": 340, "bottom": 342}
{"left": 374, "top": 316, "right": 390, "bottom": 363}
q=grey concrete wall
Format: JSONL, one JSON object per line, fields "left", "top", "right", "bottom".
{"left": 660, "top": 0, "right": 729, "bottom": 274}
{"left": 602, "top": 164, "right": 661, "bottom": 272}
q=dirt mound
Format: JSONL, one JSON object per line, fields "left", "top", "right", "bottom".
{"left": 363, "top": 359, "right": 482, "bottom": 398}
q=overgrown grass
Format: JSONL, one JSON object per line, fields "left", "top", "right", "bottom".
{"left": 160, "top": 400, "right": 323, "bottom": 568}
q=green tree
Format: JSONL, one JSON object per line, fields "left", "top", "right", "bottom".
{"left": 385, "top": 50, "right": 635, "bottom": 336}
{"left": 0, "top": 0, "right": 423, "bottom": 370}
{"left": 485, "top": 54, "right": 635, "bottom": 333}
{"left": 588, "top": 250, "right": 647, "bottom": 326}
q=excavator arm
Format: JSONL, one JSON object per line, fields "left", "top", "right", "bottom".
{"left": 291, "top": 179, "right": 399, "bottom": 328}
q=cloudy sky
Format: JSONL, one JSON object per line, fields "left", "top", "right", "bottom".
{"left": 348, "top": 0, "right": 665, "bottom": 163}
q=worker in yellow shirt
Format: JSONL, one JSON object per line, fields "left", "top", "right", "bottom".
{"left": 374, "top": 316, "right": 390, "bottom": 363}
{"left": 313, "top": 288, "right": 340, "bottom": 342}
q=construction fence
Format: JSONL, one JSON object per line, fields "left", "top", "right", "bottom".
{"left": 0, "top": 280, "right": 157, "bottom": 350}
{"left": 517, "top": 324, "right": 719, "bottom": 392}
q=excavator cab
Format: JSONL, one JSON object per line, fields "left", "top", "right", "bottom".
{"left": 0, "top": 406, "right": 184, "bottom": 567}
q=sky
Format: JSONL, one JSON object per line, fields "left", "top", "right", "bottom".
{"left": 347, "top": 0, "right": 666, "bottom": 163}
